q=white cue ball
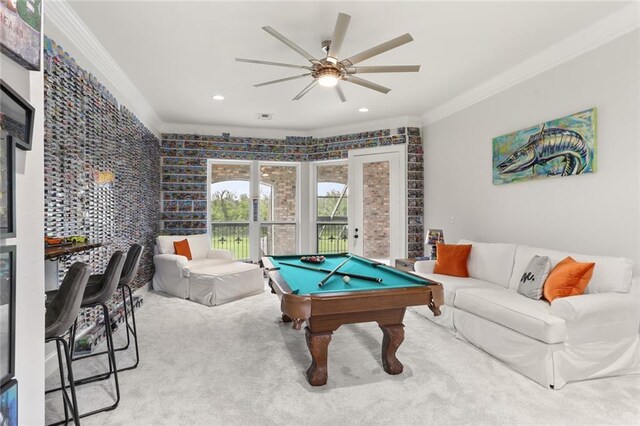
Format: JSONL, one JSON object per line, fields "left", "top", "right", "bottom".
{"left": 343, "top": 275, "right": 351, "bottom": 283}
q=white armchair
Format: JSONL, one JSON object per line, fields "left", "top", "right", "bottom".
{"left": 152, "top": 234, "right": 264, "bottom": 306}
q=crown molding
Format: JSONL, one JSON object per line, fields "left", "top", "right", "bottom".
{"left": 161, "top": 122, "right": 309, "bottom": 140}
{"left": 422, "top": 2, "right": 640, "bottom": 126}
{"left": 46, "top": 0, "right": 163, "bottom": 136}
{"left": 308, "top": 116, "right": 422, "bottom": 138}
{"left": 162, "top": 115, "right": 421, "bottom": 140}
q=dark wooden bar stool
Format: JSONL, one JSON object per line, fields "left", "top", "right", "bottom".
{"left": 77, "top": 244, "right": 144, "bottom": 372}
{"left": 44, "top": 262, "right": 91, "bottom": 426}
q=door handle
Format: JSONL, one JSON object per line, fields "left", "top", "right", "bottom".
{"left": 354, "top": 228, "right": 359, "bottom": 239}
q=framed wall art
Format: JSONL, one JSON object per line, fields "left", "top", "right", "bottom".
{"left": 0, "top": 378, "right": 17, "bottom": 426}
{"left": 1, "top": 80, "right": 35, "bottom": 151}
{"left": 0, "top": 245, "right": 16, "bottom": 387}
{"left": 0, "top": 0, "right": 42, "bottom": 70}
{"left": 492, "top": 108, "right": 597, "bottom": 185}
{"left": 0, "top": 134, "right": 16, "bottom": 238}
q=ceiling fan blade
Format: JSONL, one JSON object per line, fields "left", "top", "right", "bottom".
{"left": 347, "top": 65, "right": 420, "bottom": 74}
{"left": 327, "top": 13, "right": 351, "bottom": 62}
{"left": 254, "top": 73, "right": 311, "bottom": 88}
{"left": 334, "top": 83, "right": 347, "bottom": 103}
{"left": 293, "top": 80, "right": 318, "bottom": 100}
{"left": 236, "top": 58, "right": 312, "bottom": 70}
{"left": 343, "top": 75, "right": 391, "bottom": 94}
{"left": 263, "top": 26, "right": 320, "bottom": 64}
{"left": 340, "top": 33, "right": 414, "bottom": 67}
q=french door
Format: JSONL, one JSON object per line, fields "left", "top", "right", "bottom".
{"left": 208, "top": 160, "right": 299, "bottom": 261}
{"left": 348, "top": 145, "right": 406, "bottom": 264}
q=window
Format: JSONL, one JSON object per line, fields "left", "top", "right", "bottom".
{"left": 208, "top": 161, "right": 299, "bottom": 260}
{"left": 315, "top": 163, "right": 348, "bottom": 254}
{"left": 259, "top": 165, "right": 297, "bottom": 256}
{"left": 209, "top": 163, "right": 251, "bottom": 260}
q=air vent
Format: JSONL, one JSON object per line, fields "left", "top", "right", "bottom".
{"left": 256, "top": 113, "right": 273, "bottom": 120}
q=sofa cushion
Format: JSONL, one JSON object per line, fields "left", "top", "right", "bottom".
{"left": 509, "top": 245, "right": 633, "bottom": 294}
{"left": 156, "top": 234, "right": 212, "bottom": 259}
{"left": 433, "top": 244, "right": 472, "bottom": 277}
{"left": 453, "top": 288, "right": 567, "bottom": 344}
{"left": 173, "top": 239, "right": 192, "bottom": 260}
{"left": 458, "top": 240, "right": 517, "bottom": 288}
{"left": 187, "top": 234, "right": 212, "bottom": 259}
{"left": 517, "top": 255, "right": 551, "bottom": 300}
{"left": 182, "top": 258, "right": 234, "bottom": 277}
{"left": 543, "top": 257, "right": 595, "bottom": 302}
{"left": 412, "top": 272, "right": 503, "bottom": 306}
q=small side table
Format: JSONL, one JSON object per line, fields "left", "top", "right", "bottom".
{"left": 395, "top": 258, "right": 417, "bottom": 272}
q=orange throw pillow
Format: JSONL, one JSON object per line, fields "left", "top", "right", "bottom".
{"left": 543, "top": 256, "right": 595, "bottom": 302}
{"left": 433, "top": 244, "right": 472, "bottom": 277}
{"left": 173, "top": 239, "right": 192, "bottom": 260}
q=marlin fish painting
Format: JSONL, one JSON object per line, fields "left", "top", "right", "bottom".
{"left": 492, "top": 108, "right": 597, "bottom": 185}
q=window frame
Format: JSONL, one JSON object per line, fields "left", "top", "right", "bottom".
{"left": 208, "top": 159, "right": 301, "bottom": 260}
{"left": 311, "top": 159, "right": 349, "bottom": 254}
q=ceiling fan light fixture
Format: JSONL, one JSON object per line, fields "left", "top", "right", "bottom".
{"left": 316, "top": 67, "right": 341, "bottom": 87}
{"left": 318, "top": 75, "right": 338, "bottom": 87}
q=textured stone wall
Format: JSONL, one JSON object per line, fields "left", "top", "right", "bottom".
{"left": 161, "top": 128, "right": 423, "bottom": 257}
{"left": 43, "top": 37, "right": 161, "bottom": 337}
{"left": 406, "top": 128, "right": 424, "bottom": 257}
{"left": 362, "top": 161, "right": 390, "bottom": 259}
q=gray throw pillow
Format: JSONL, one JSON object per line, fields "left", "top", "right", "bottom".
{"left": 517, "top": 255, "right": 552, "bottom": 300}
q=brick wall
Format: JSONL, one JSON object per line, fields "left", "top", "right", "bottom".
{"left": 260, "top": 166, "right": 296, "bottom": 253}
{"left": 317, "top": 164, "right": 348, "bottom": 185}
{"left": 363, "top": 161, "right": 390, "bottom": 259}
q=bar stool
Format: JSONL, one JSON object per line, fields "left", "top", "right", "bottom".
{"left": 44, "top": 262, "right": 91, "bottom": 426}
{"left": 62, "top": 251, "right": 126, "bottom": 419}
{"left": 79, "top": 244, "right": 144, "bottom": 372}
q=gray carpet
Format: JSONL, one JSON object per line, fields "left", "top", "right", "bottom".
{"left": 46, "top": 289, "right": 640, "bottom": 425}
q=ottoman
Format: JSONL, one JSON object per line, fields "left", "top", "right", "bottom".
{"left": 188, "top": 262, "right": 264, "bottom": 306}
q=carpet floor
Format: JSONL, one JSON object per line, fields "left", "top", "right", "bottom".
{"left": 45, "top": 289, "right": 640, "bottom": 425}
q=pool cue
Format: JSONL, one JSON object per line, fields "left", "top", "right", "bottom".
{"left": 318, "top": 255, "right": 353, "bottom": 287}
{"left": 279, "top": 261, "right": 382, "bottom": 283}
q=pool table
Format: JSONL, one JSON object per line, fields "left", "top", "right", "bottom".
{"left": 261, "top": 253, "right": 444, "bottom": 386}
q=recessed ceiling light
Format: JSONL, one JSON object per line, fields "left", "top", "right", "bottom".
{"left": 212, "top": 95, "right": 225, "bottom": 101}
{"left": 359, "top": 107, "right": 369, "bottom": 112}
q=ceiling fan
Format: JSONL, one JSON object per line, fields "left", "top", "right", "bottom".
{"left": 236, "top": 13, "right": 420, "bottom": 102}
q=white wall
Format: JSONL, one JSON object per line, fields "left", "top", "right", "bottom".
{"left": 423, "top": 30, "right": 639, "bottom": 274}
{"left": 1, "top": 56, "right": 45, "bottom": 423}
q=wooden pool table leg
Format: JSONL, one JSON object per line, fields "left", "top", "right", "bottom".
{"left": 379, "top": 324, "right": 405, "bottom": 375}
{"left": 305, "top": 327, "right": 332, "bottom": 386}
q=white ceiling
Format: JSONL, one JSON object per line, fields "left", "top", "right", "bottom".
{"left": 66, "top": 1, "right": 628, "bottom": 131}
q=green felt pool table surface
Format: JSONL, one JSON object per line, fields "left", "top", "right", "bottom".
{"left": 266, "top": 253, "right": 429, "bottom": 295}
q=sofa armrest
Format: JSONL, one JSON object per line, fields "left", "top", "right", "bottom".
{"left": 207, "top": 249, "right": 234, "bottom": 260}
{"left": 414, "top": 260, "right": 436, "bottom": 274}
{"left": 154, "top": 253, "right": 189, "bottom": 278}
{"left": 550, "top": 283, "right": 640, "bottom": 326}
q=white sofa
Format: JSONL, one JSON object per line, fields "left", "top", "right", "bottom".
{"left": 411, "top": 240, "right": 640, "bottom": 389}
{"left": 152, "top": 234, "right": 264, "bottom": 306}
